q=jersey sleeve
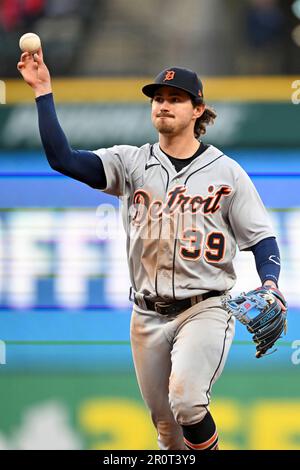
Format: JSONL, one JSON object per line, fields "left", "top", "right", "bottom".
{"left": 228, "top": 166, "right": 275, "bottom": 250}
{"left": 93, "top": 145, "right": 132, "bottom": 196}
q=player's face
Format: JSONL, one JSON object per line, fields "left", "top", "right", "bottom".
{"left": 151, "top": 86, "right": 204, "bottom": 137}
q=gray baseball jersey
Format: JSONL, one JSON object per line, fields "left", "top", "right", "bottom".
{"left": 94, "top": 143, "right": 274, "bottom": 301}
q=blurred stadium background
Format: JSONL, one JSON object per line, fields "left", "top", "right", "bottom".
{"left": 0, "top": 0, "right": 299, "bottom": 450}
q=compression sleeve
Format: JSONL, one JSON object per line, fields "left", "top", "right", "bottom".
{"left": 249, "top": 236, "right": 281, "bottom": 286}
{"left": 36, "top": 93, "right": 107, "bottom": 189}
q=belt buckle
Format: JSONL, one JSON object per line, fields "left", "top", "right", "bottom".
{"left": 154, "top": 301, "right": 171, "bottom": 315}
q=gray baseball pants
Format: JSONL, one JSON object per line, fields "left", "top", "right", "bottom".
{"left": 130, "top": 295, "right": 235, "bottom": 450}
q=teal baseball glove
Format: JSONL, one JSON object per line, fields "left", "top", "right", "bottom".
{"left": 223, "top": 287, "right": 287, "bottom": 358}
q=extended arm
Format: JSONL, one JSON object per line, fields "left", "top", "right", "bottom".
{"left": 36, "top": 93, "right": 106, "bottom": 189}
{"left": 17, "top": 48, "right": 106, "bottom": 189}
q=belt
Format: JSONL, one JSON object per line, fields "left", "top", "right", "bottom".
{"left": 133, "top": 290, "right": 224, "bottom": 315}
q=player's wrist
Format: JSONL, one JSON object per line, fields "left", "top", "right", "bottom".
{"left": 263, "top": 280, "right": 277, "bottom": 289}
{"left": 34, "top": 88, "right": 52, "bottom": 98}
{"left": 34, "top": 84, "right": 52, "bottom": 98}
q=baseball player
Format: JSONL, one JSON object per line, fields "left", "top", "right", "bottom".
{"left": 18, "top": 49, "right": 286, "bottom": 451}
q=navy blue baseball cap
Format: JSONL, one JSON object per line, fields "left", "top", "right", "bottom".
{"left": 142, "top": 66, "right": 204, "bottom": 101}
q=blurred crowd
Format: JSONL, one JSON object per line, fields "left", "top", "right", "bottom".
{"left": 0, "top": 0, "right": 299, "bottom": 77}
{"left": 0, "top": 0, "right": 88, "bottom": 31}
{"left": 1, "top": 0, "right": 45, "bottom": 32}
{"left": 242, "top": 0, "right": 297, "bottom": 74}
{"left": 0, "top": 0, "right": 96, "bottom": 75}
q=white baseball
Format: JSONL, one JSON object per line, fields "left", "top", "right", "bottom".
{"left": 19, "top": 33, "right": 41, "bottom": 53}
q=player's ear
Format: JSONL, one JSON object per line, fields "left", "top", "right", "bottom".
{"left": 194, "top": 103, "right": 205, "bottom": 119}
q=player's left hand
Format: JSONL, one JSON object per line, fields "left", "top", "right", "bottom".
{"left": 223, "top": 285, "right": 288, "bottom": 358}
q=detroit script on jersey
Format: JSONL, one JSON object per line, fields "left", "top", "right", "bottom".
{"left": 94, "top": 143, "right": 274, "bottom": 301}
{"left": 132, "top": 184, "right": 232, "bottom": 219}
